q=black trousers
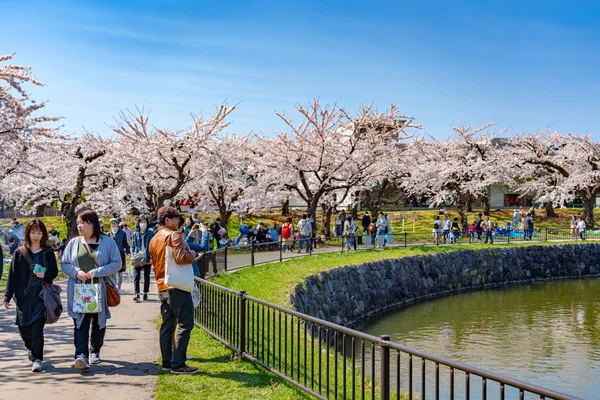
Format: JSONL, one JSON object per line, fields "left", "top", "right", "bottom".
{"left": 158, "top": 289, "right": 194, "bottom": 369}
{"left": 73, "top": 314, "right": 106, "bottom": 358}
{"left": 134, "top": 264, "right": 151, "bottom": 294}
{"left": 18, "top": 318, "right": 45, "bottom": 361}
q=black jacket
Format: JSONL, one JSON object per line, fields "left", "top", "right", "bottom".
{"left": 4, "top": 246, "right": 58, "bottom": 326}
{"left": 362, "top": 215, "right": 371, "bottom": 228}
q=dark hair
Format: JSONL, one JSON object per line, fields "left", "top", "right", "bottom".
{"left": 24, "top": 218, "right": 49, "bottom": 248}
{"left": 78, "top": 210, "right": 102, "bottom": 240}
{"left": 478, "top": 213, "right": 482, "bottom": 217}
{"left": 347, "top": 216, "right": 352, "bottom": 222}
{"left": 435, "top": 216, "right": 440, "bottom": 220}
{"left": 285, "top": 217, "right": 292, "bottom": 223}
{"left": 62, "top": 238, "right": 68, "bottom": 243}
{"left": 302, "top": 214, "right": 307, "bottom": 219}
{"left": 8, "top": 236, "right": 15, "bottom": 243}
{"left": 454, "top": 218, "right": 458, "bottom": 221}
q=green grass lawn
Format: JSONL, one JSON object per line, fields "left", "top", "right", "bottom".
{"left": 157, "top": 241, "right": 586, "bottom": 400}
{"left": 155, "top": 323, "right": 312, "bottom": 400}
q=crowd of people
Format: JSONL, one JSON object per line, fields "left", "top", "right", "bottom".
{"left": 0, "top": 204, "right": 594, "bottom": 375}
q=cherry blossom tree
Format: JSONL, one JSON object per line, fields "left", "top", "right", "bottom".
{"left": 110, "top": 104, "right": 235, "bottom": 219}
{"left": 401, "top": 122, "right": 504, "bottom": 231}
{"left": 506, "top": 131, "right": 600, "bottom": 227}
{"left": 192, "top": 133, "right": 268, "bottom": 228}
{"left": 259, "top": 101, "right": 415, "bottom": 235}
{"left": 0, "top": 54, "right": 60, "bottom": 180}
{"left": 0, "top": 133, "right": 117, "bottom": 238}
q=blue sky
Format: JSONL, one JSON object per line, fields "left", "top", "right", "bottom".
{"left": 2, "top": 0, "right": 599, "bottom": 138}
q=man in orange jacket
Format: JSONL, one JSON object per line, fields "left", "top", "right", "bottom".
{"left": 149, "top": 206, "right": 197, "bottom": 374}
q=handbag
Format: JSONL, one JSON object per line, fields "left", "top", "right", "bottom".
{"left": 81, "top": 238, "right": 121, "bottom": 307}
{"left": 73, "top": 280, "right": 103, "bottom": 313}
{"left": 131, "top": 232, "right": 148, "bottom": 267}
{"left": 192, "top": 285, "right": 201, "bottom": 308}
{"left": 19, "top": 247, "right": 63, "bottom": 323}
{"left": 164, "top": 233, "right": 195, "bottom": 293}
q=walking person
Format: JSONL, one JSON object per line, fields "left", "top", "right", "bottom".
{"left": 149, "top": 206, "right": 198, "bottom": 374}
{"left": 474, "top": 213, "right": 484, "bottom": 242}
{"left": 343, "top": 216, "right": 357, "bottom": 252}
{"left": 512, "top": 209, "right": 520, "bottom": 232}
{"left": 432, "top": 216, "right": 442, "bottom": 244}
{"left": 442, "top": 215, "right": 451, "bottom": 244}
{"left": 484, "top": 216, "right": 494, "bottom": 244}
{"left": 297, "top": 214, "right": 313, "bottom": 253}
{"left": 121, "top": 221, "right": 133, "bottom": 246}
{"left": 577, "top": 217, "right": 587, "bottom": 240}
{"left": 281, "top": 217, "right": 294, "bottom": 252}
{"left": 570, "top": 216, "right": 578, "bottom": 240}
{"left": 361, "top": 212, "right": 371, "bottom": 240}
{"left": 3, "top": 219, "right": 58, "bottom": 372}
{"left": 107, "top": 218, "right": 130, "bottom": 291}
{"left": 61, "top": 210, "right": 122, "bottom": 371}
{"left": 376, "top": 212, "right": 386, "bottom": 248}
{"left": 131, "top": 216, "right": 155, "bottom": 302}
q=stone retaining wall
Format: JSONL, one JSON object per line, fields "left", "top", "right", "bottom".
{"left": 289, "top": 244, "right": 600, "bottom": 327}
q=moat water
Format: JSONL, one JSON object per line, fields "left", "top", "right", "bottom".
{"left": 358, "top": 279, "right": 600, "bottom": 399}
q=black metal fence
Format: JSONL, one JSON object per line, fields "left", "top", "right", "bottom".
{"left": 194, "top": 277, "right": 582, "bottom": 400}
{"left": 197, "top": 228, "right": 598, "bottom": 278}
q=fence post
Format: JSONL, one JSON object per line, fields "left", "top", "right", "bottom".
{"left": 404, "top": 232, "right": 407, "bottom": 248}
{"left": 380, "top": 335, "right": 391, "bottom": 400}
{"left": 224, "top": 246, "right": 228, "bottom": 271}
{"left": 508, "top": 229, "right": 511, "bottom": 244}
{"left": 251, "top": 240, "right": 255, "bottom": 267}
{"left": 237, "top": 290, "right": 247, "bottom": 357}
{"left": 545, "top": 228, "right": 548, "bottom": 242}
{"left": 279, "top": 236, "right": 283, "bottom": 262}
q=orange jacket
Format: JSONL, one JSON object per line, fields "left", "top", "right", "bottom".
{"left": 149, "top": 226, "right": 196, "bottom": 292}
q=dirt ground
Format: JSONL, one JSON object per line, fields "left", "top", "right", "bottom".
{"left": 0, "top": 271, "right": 159, "bottom": 400}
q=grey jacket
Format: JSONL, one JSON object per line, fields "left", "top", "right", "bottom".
{"left": 61, "top": 236, "right": 122, "bottom": 329}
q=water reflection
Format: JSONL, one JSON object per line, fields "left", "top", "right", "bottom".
{"left": 357, "top": 279, "right": 600, "bottom": 399}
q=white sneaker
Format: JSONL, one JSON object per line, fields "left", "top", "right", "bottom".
{"left": 32, "top": 359, "right": 43, "bottom": 372}
{"left": 75, "top": 354, "right": 90, "bottom": 370}
{"left": 90, "top": 353, "right": 101, "bottom": 364}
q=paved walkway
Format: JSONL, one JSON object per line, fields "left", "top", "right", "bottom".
{"left": 0, "top": 271, "right": 159, "bottom": 400}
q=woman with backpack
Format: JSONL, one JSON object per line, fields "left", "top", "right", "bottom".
{"left": 3, "top": 219, "right": 58, "bottom": 372}
{"left": 61, "top": 210, "right": 122, "bottom": 371}
{"left": 281, "top": 217, "right": 294, "bottom": 252}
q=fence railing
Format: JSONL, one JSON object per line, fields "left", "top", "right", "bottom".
{"left": 194, "top": 277, "right": 582, "bottom": 400}
{"left": 196, "top": 227, "right": 598, "bottom": 278}
{"left": 0, "top": 207, "right": 61, "bottom": 219}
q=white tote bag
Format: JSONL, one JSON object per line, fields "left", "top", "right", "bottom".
{"left": 164, "top": 246, "right": 195, "bottom": 293}
{"left": 73, "top": 282, "right": 103, "bottom": 314}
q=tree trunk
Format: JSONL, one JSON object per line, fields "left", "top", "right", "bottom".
{"left": 219, "top": 206, "right": 233, "bottom": 231}
{"left": 457, "top": 205, "right": 468, "bottom": 233}
{"left": 34, "top": 203, "right": 46, "bottom": 217}
{"left": 545, "top": 201, "right": 557, "bottom": 218}
{"left": 350, "top": 200, "right": 358, "bottom": 220}
{"left": 282, "top": 199, "right": 290, "bottom": 216}
{"left": 481, "top": 195, "right": 490, "bottom": 215}
{"left": 466, "top": 195, "right": 473, "bottom": 212}
{"left": 321, "top": 203, "right": 333, "bottom": 236}
{"left": 61, "top": 202, "right": 79, "bottom": 239}
{"left": 583, "top": 196, "right": 595, "bottom": 229}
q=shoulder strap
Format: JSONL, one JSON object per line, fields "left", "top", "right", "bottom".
{"left": 81, "top": 237, "right": 101, "bottom": 269}
{"left": 18, "top": 246, "right": 34, "bottom": 266}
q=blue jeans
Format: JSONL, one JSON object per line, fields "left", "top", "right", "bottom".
{"left": 484, "top": 230, "right": 493, "bottom": 243}
{"left": 299, "top": 235, "right": 311, "bottom": 251}
{"left": 376, "top": 229, "right": 386, "bottom": 247}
